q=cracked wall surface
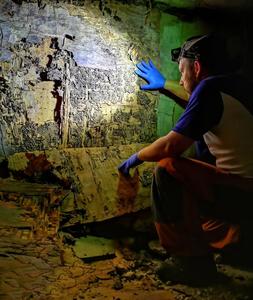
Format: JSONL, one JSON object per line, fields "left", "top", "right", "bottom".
{"left": 5, "top": 146, "right": 155, "bottom": 223}
{"left": 0, "top": 0, "right": 160, "bottom": 221}
{"left": 0, "top": 0, "right": 159, "bottom": 155}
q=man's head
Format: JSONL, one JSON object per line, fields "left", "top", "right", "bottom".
{"left": 178, "top": 58, "right": 201, "bottom": 94}
{"left": 172, "top": 33, "right": 227, "bottom": 94}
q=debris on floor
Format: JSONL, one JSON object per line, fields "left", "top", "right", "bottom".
{"left": 0, "top": 180, "right": 253, "bottom": 300}
{"left": 72, "top": 235, "right": 116, "bottom": 261}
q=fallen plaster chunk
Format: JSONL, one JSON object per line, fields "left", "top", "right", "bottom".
{"left": 72, "top": 235, "right": 115, "bottom": 262}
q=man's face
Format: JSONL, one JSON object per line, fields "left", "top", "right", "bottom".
{"left": 178, "top": 58, "right": 199, "bottom": 94}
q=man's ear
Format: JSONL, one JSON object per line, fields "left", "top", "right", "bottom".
{"left": 194, "top": 60, "right": 202, "bottom": 79}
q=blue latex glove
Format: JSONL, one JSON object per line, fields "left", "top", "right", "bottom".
{"left": 118, "top": 153, "right": 143, "bottom": 176}
{"left": 135, "top": 60, "right": 166, "bottom": 90}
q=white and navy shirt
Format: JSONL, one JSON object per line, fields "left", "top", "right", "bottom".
{"left": 173, "top": 75, "right": 253, "bottom": 178}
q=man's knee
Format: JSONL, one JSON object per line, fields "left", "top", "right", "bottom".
{"left": 157, "top": 157, "right": 186, "bottom": 180}
{"left": 152, "top": 164, "right": 183, "bottom": 222}
{"left": 154, "top": 165, "right": 169, "bottom": 181}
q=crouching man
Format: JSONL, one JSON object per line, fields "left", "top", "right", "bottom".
{"left": 118, "top": 34, "right": 253, "bottom": 284}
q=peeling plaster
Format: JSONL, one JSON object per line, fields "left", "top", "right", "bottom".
{"left": 6, "top": 146, "right": 155, "bottom": 223}
{"left": 0, "top": 0, "right": 159, "bottom": 221}
{"left": 0, "top": 0, "right": 159, "bottom": 155}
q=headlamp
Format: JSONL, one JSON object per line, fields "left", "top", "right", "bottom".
{"left": 171, "top": 34, "right": 211, "bottom": 62}
{"left": 171, "top": 47, "right": 199, "bottom": 62}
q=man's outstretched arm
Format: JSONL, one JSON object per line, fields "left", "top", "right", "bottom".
{"left": 118, "top": 131, "right": 194, "bottom": 176}
{"left": 135, "top": 60, "right": 189, "bottom": 105}
{"left": 138, "top": 130, "right": 194, "bottom": 162}
{"left": 163, "top": 80, "right": 189, "bottom": 103}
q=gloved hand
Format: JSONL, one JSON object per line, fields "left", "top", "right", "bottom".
{"left": 135, "top": 60, "right": 166, "bottom": 90}
{"left": 118, "top": 153, "right": 143, "bottom": 176}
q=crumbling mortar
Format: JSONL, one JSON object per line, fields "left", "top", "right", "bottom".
{"left": 0, "top": 0, "right": 159, "bottom": 155}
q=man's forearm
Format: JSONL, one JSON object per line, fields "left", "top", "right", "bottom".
{"left": 163, "top": 80, "right": 189, "bottom": 103}
{"left": 137, "top": 131, "right": 194, "bottom": 162}
{"left": 138, "top": 136, "right": 172, "bottom": 162}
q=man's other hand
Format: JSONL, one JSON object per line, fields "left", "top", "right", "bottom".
{"left": 118, "top": 153, "right": 143, "bottom": 176}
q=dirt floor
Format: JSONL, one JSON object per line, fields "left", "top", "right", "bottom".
{"left": 1, "top": 197, "right": 253, "bottom": 300}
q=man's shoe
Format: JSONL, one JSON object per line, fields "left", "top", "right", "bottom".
{"left": 156, "top": 255, "right": 217, "bottom": 285}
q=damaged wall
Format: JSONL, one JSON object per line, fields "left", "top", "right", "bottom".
{"left": 0, "top": 0, "right": 160, "bottom": 222}
{"left": 0, "top": 0, "right": 159, "bottom": 154}
{"left": 4, "top": 145, "right": 154, "bottom": 224}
